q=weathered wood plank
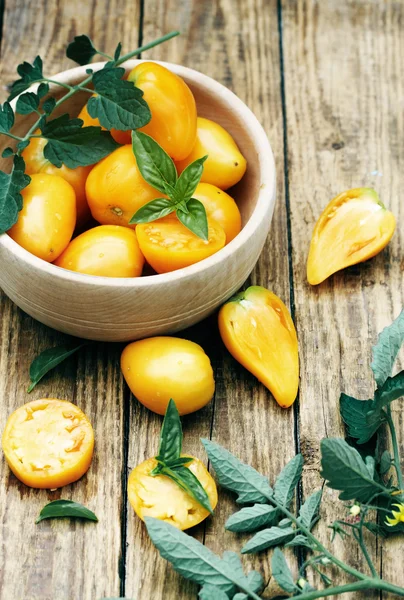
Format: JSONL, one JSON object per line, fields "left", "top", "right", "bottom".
{"left": 281, "top": 0, "right": 404, "bottom": 595}
{"left": 0, "top": 1, "right": 142, "bottom": 598}
{"left": 124, "top": 1, "right": 296, "bottom": 598}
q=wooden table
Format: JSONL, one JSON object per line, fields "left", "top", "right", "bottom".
{"left": 0, "top": 1, "right": 403, "bottom": 599}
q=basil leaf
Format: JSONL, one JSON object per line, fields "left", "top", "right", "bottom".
{"left": 67, "top": 35, "right": 98, "bottom": 65}
{"left": 16, "top": 92, "right": 39, "bottom": 115}
{"left": 177, "top": 198, "right": 208, "bottom": 241}
{"left": 371, "top": 310, "right": 404, "bottom": 387}
{"left": 225, "top": 504, "right": 279, "bottom": 533}
{"left": 241, "top": 526, "right": 295, "bottom": 554}
{"left": 271, "top": 548, "right": 298, "bottom": 593}
{"left": 8, "top": 56, "right": 44, "bottom": 101}
{"left": 131, "top": 130, "right": 177, "bottom": 194}
{"left": 274, "top": 453, "right": 303, "bottom": 508}
{"left": 298, "top": 489, "right": 322, "bottom": 529}
{"left": 145, "top": 518, "right": 236, "bottom": 595}
{"left": 156, "top": 399, "right": 182, "bottom": 464}
{"left": 130, "top": 198, "right": 174, "bottom": 224}
{"left": 40, "top": 114, "right": 119, "bottom": 168}
{"left": 0, "top": 155, "right": 31, "bottom": 234}
{"left": 320, "top": 438, "right": 388, "bottom": 502}
{"left": 89, "top": 68, "right": 151, "bottom": 131}
{"left": 199, "top": 586, "right": 228, "bottom": 600}
{"left": 161, "top": 465, "right": 213, "bottom": 513}
{"left": 285, "top": 534, "right": 315, "bottom": 549}
{"left": 28, "top": 341, "right": 88, "bottom": 392}
{"left": 340, "top": 393, "right": 380, "bottom": 444}
{"left": 202, "top": 439, "right": 273, "bottom": 504}
{"left": 175, "top": 156, "right": 207, "bottom": 201}
{"left": 36, "top": 500, "right": 98, "bottom": 523}
{"left": 0, "top": 102, "right": 15, "bottom": 134}
{"left": 43, "top": 97, "right": 57, "bottom": 116}
{"left": 164, "top": 456, "right": 193, "bottom": 468}
{"left": 37, "top": 82, "right": 49, "bottom": 99}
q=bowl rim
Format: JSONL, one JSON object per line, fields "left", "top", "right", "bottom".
{"left": 0, "top": 59, "right": 276, "bottom": 288}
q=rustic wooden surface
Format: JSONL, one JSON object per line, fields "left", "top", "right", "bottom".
{"left": 0, "top": 1, "right": 403, "bottom": 599}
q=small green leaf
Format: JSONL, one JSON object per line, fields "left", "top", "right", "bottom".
{"left": 165, "top": 456, "right": 193, "bottom": 468}
{"left": 8, "top": 56, "right": 44, "bottom": 101}
{"left": 177, "top": 198, "right": 209, "bottom": 241}
{"left": 368, "top": 371, "right": 404, "bottom": 418}
{"left": 340, "top": 393, "right": 381, "bottom": 444}
{"left": 114, "top": 42, "right": 122, "bottom": 62}
{"left": 198, "top": 585, "right": 228, "bottom": 600}
{"left": 0, "top": 155, "right": 31, "bottom": 234}
{"left": 161, "top": 465, "right": 213, "bottom": 513}
{"left": 242, "top": 526, "right": 295, "bottom": 554}
{"left": 37, "top": 82, "right": 49, "bottom": 99}
{"left": 298, "top": 489, "right": 322, "bottom": 529}
{"left": 175, "top": 156, "right": 207, "bottom": 202}
{"left": 40, "top": 114, "right": 119, "bottom": 168}
{"left": 320, "top": 438, "right": 388, "bottom": 502}
{"left": 67, "top": 34, "right": 98, "bottom": 65}
{"left": 285, "top": 534, "right": 314, "bottom": 549}
{"left": 225, "top": 504, "right": 279, "bottom": 533}
{"left": 271, "top": 548, "right": 298, "bottom": 593}
{"left": 36, "top": 500, "right": 98, "bottom": 523}
{"left": 278, "top": 518, "right": 293, "bottom": 528}
{"left": 371, "top": 310, "right": 404, "bottom": 387}
{"left": 17, "top": 140, "right": 30, "bottom": 153}
{"left": 220, "top": 553, "right": 263, "bottom": 594}
{"left": 156, "top": 399, "right": 182, "bottom": 464}
{"left": 131, "top": 130, "right": 177, "bottom": 194}
{"left": 42, "top": 97, "right": 57, "bottom": 116}
{"left": 130, "top": 198, "right": 175, "bottom": 224}
{"left": 379, "top": 450, "right": 392, "bottom": 475}
{"left": 274, "top": 454, "right": 303, "bottom": 508}
{"left": 364, "top": 521, "right": 387, "bottom": 538}
{"left": 202, "top": 439, "right": 273, "bottom": 504}
{"left": 2, "top": 147, "right": 14, "bottom": 158}
{"left": 28, "top": 341, "right": 88, "bottom": 392}
{"left": 0, "top": 102, "right": 15, "bottom": 133}
{"left": 246, "top": 571, "right": 264, "bottom": 593}
{"left": 89, "top": 68, "right": 151, "bottom": 131}
{"left": 16, "top": 92, "right": 39, "bottom": 115}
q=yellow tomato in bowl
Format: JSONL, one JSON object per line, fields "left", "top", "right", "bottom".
{"left": 193, "top": 183, "right": 241, "bottom": 243}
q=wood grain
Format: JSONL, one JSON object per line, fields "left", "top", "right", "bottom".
{"left": 281, "top": 0, "right": 404, "bottom": 594}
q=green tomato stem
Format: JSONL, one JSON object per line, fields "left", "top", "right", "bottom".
{"left": 293, "top": 579, "right": 404, "bottom": 600}
{"left": 43, "top": 78, "right": 73, "bottom": 91}
{"left": 385, "top": 406, "right": 404, "bottom": 492}
{"left": 356, "top": 507, "right": 378, "bottom": 578}
{"left": 2, "top": 132, "right": 23, "bottom": 142}
{"left": 115, "top": 30, "right": 180, "bottom": 66}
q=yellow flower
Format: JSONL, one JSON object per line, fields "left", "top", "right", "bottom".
{"left": 386, "top": 503, "right": 404, "bottom": 527}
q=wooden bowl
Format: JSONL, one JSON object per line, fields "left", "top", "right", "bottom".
{"left": 0, "top": 60, "right": 276, "bottom": 342}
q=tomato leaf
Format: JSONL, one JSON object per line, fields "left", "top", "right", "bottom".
{"left": 114, "top": 42, "right": 122, "bottom": 62}
{"left": 241, "top": 526, "right": 295, "bottom": 554}
{"left": 0, "top": 155, "right": 31, "bottom": 234}
{"left": 371, "top": 310, "right": 404, "bottom": 387}
{"left": 0, "top": 102, "right": 15, "bottom": 133}
{"left": 37, "top": 82, "right": 49, "bottom": 99}
{"left": 156, "top": 399, "right": 182, "bottom": 464}
{"left": 161, "top": 465, "right": 213, "bottom": 514}
{"left": 177, "top": 198, "right": 208, "bottom": 241}
{"left": 42, "top": 97, "right": 57, "bottom": 116}
{"left": 66, "top": 34, "right": 98, "bottom": 65}
{"left": 130, "top": 198, "right": 175, "bottom": 224}
{"left": 367, "top": 371, "right": 404, "bottom": 420}
{"left": 271, "top": 548, "right": 299, "bottom": 593}
{"left": 89, "top": 68, "right": 151, "bottom": 131}
{"left": 131, "top": 130, "right": 177, "bottom": 194}
{"left": 198, "top": 585, "right": 229, "bottom": 600}
{"left": 36, "top": 500, "right": 98, "bottom": 524}
{"left": 28, "top": 341, "right": 88, "bottom": 392}
{"left": 16, "top": 92, "right": 39, "bottom": 115}
{"left": 225, "top": 504, "right": 279, "bottom": 533}
{"left": 8, "top": 56, "right": 44, "bottom": 101}
{"left": 40, "top": 114, "right": 119, "bottom": 168}
{"left": 2, "top": 147, "right": 14, "bottom": 158}
{"left": 340, "top": 393, "right": 380, "bottom": 444}
{"left": 175, "top": 156, "right": 207, "bottom": 202}
{"left": 274, "top": 453, "right": 303, "bottom": 508}
{"left": 297, "top": 489, "right": 322, "bottom": 529}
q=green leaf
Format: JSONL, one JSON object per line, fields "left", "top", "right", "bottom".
{"left": 242, "top": 526, "right": 295, "bottom": 554}
{"left": 40, "top": 114, "right": 119, "bottom": 168}
{"left": 2, "top": 147, "right": 14, "bottom": 158}
{"left": 379, "top": 450, "right": 392, "bottom": 475}
{"left": 364, "top": 521, "right": 387, "bottom": 538}
{"left": 17, "top": 140, "right": 30, "bottom": 153}
{"left": 177, "top": 198, "right": 209, "bottom": 241}
{"left": 198, "top": 585, "right": 229, "bottom": 600}
{"left": 202, "top": 439, "right": 273, "bottom": 504}
{"left": 220, "top": 553, "right": 263, "bottom": 594}
{"left": 175, "top": 156, "right": 207, "bottom": 202}
{"left": 371, "top": 310, "right": 404, "bottom": 387}
{"left": 0, "top": 102, "right": 15, "bottom": 133}
{"left": 16, "top": 92, "right": 39, "bottom": 115}
{"left": 274, "top": 454, "right": 303, "bottom": 508}
{"left": 340, "top": 393, "right": 380, "bottom": 444}
{"left": 67, "top": 34, "right": 98, "bottom": 65}
{"left": 114, "top": 42, "right": 122, "bottom": 62}
{"left": 298, "top": 489, "right": 322, "bottom": 529}
{"left": 246, "top": 571, "right": 264, "bottom": 593}
{"left": 89, "top": 68, "right": 151, "bottom": 131}
{"left": 37, "top": 82, "right": 49, "bottom": 99}
{"left": 161, "top": 465, "right": 213, "bottom": 513}
{"left": 278, "top": 518, "right": 293, "bottom": 528}
{"left": 130, "top": 198, "right": 175, "bottom": 225}
{"left": 8, "top": 56, "right": 44, "bottom": 101}
{"left": 271, "top": 548, "right": 298, "bottom": 593}
{"left": 145, "top": 518, "right": 237, "bottom": 595}
{"left": 156, "top": 399, "right": 182, "bottom": 464}
{"left": 285, "top": 534, "right": 314, "bottom": 550}
{"left": 225, "top": 504, "right": 279, "bottom": 533}
{"left": 36, "top": 500, "right": 98, "bottom": 523}
{"left": 320, "top": 438, "right": 388, "bottom": 502}
{"left": 165, "top": 456, "right": 193, "bottom": 468}
{"left": 131, "top": 130, "right": 177, "bottom": 195}
{"left": 28, "top": 341, "right": 88, "bottom": 392}
{"left": 43, "top": 97, "right": 57, "bottom": 116}
{"left": 0, "top": 155, "right": 31, "bottom": 234}
{"left": 368, "top": 371, "right": 404, "bottom": 418}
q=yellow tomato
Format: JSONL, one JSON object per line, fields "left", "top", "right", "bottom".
{"left": 136, "top": 215, "right": 226, "bottom": 273}
{"left": 128, "top": 455, "right": 217, "bottom": 530}
{"left": 193, "top": 182, "right": 241, "bottom": 243}
{"left": 22, "top": 135, "right": 92, "bottom": 227}
{"left": 85, "top": 145, "right": 161, "bottom": 227}
{"left": 77, "top": 102, "right": 130, "bottom": 145}
{"left": 219, "top": 286, "right": 299, "bottom": 408}
{"left": 128, "top": 62, "right": 197, "bottom": 160}
{"left": 8, "top": 173, "right": 76, "bottom": 262}
{"left": 175, "top": 117, "right": 247, "bottom": 190}
{"left": 121, "top": 336, "right": 215, "bottom": 415}
{"left": 2, "top": 399, "right": 94, "bottom": 489}
{"left": 54, "top": 225, "right": 144, "bottom": 277}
